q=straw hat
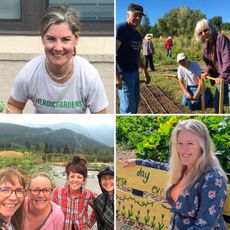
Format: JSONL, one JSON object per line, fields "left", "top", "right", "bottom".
{"left": 145, "top": 33, "right": 153, "bottom": 40}
{"left": 177, "top": 52, "right": 186, "bottom": 63}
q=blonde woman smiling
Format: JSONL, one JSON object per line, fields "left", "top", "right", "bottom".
{"left": 125, "top": 119, "right": 227, "bottom": 229}
{"left": 24, "top": 173, "right": 64, "bottom": 230}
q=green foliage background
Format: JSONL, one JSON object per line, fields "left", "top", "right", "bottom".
{"left": 0, "top": 152, "right": 52, "bottom": 184}
{"left": 138, "top": 6, "right": 230, "bottom": 38}
{"left": 116, "top": 116, "right": 230, "bottom": 177}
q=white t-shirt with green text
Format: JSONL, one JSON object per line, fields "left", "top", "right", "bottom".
{"left": 11, "top": 55, "right": 108, "bottom": 113}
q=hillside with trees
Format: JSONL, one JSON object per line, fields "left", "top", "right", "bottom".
{"left": 0, "top": 123, "right": 114, "bottom": 159}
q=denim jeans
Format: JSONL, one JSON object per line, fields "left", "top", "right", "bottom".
{"left": 213, "top": 82, "right": 229, "bottom": 113}
{"left": 182, "top": 85, "right": 201, "bottom": 111}
{"left": 166, "top": 49, "right": 172, "bottom": 58}
{"left": 118, "top": 71, "right": 140, "bottom": 114}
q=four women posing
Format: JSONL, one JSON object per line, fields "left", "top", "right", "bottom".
{"left": 0, "top": 158, "right": 114, "bottom": 230}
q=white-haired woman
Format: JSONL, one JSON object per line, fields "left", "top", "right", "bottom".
{"left": 124, "top": 119, "right": 228, "bottom": 229}
{"left": 194, "top": 18, "right": 230, "bottom": 113}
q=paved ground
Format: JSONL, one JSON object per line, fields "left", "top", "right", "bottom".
{"left": 116, "top": 221, "right": 138, "bottom": 230}
{"left": 0, "top": 60, "right": 114, "bottom": 113}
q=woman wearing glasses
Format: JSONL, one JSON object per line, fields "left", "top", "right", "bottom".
{"left": 0, "top": 167, "right": 25, "bottom": 230}
{"left": 52, "top": 156, "right": 96, "bottom": 230}
{"left": 195, "top": 19, "right": 230, "bottom": 113}
{"left": 24, "top": 172, "right": 64, "bottom": 230}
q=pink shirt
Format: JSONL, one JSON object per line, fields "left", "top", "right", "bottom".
{"left": 24, "top": 197, "right": 64, "bottom": 230}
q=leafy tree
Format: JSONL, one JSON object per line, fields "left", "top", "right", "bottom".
{"left": 138, "top": 14, "right": 151, "bottom": 38}
{"left": 63, "top": 144, "right": 70, "bottom": 154}
{"left": 26, "top": 141, "right": 30, "bottom": 150}
{"left": 5, "top": 143, "right": 12, "bottom": 150}
{"left": 85, "top": 154, "right": 96, "bottom": 162}
{"left": 209, "top": 16, "right": 223, "bottom": 31}
{"left": 35, "top": 143, "right": 41, "bottom": 152}
{"left": 44, "top": 142, "right": 49, "bottom": 154}
{"left": 56, "top": 146, "right": 61, "bottom": 153}
{"left": 154, "top": 7, "right": 205, "bottom": 37}
{"left": 150, "top": 23, "right": 160, "bottom": 37}
{"left": 48, "top": 144, "right": 54, "bottom": 153}
{"left": 97, "top": 150, "right": 113, "bottom": 162}
{"left": 222, "top": 23, "right": 230, "bottom": 30}
{"left": 157, "top": 18, "right": 168, "bottom": 36}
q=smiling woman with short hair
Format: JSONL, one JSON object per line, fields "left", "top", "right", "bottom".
{"left": 24, "top": 172, "right": 64, "bottom": 230}
{"left": 0, "top": 167, "right": 25, "bottom": 230}
{"left": 7, "top": 4, "right": 108, "bottom": 114}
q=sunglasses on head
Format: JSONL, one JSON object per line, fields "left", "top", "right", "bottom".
{"left": 199, "top": 28, "right": 209, "bottom": 36}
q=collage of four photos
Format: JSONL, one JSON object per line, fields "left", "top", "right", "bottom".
{"left": 0, "top": 0, "right": 229, "bottom": 229}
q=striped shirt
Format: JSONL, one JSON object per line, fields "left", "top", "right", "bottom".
{"left": 52, "top": 186, "right": 96, "bottom": 230}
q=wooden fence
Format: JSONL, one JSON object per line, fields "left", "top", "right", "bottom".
{"left": 116, "top": 161, "right": 230, "bottom": 229}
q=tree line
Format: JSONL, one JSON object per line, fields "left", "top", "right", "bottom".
{"left": 139, "top": 6, "right": 230, "bottom": 38}
{"left": 0, "top": 141, "right": 114, "bottom": 163}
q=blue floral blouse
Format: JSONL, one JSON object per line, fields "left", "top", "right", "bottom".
{"left": 136, "top": 159, "right": 227, "bottom": 230}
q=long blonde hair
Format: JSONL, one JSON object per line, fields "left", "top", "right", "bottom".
{"left": 167, "top": 119, "right": 227, "bottom": 191}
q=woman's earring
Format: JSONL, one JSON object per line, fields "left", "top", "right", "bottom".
{"left": 73, "top": 47, "right": 76, "bottom": 56}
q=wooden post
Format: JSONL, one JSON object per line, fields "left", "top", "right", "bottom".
{"left": 201, "top": 78, "right": 205, "bottom": 113}
{"left": 219, "top": 79, "right": 224, "bottom": 113}
{"left": 206, "top": 76, "right": 225, "bottom": 114}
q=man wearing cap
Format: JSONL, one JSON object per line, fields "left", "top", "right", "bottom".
{"left": 116, "top": 3, "right": 151, "bottom": 114}
{"left": 177, "top": 52, "right": 202, "bottom": 110}
{"left": 142, "top": 33, "right": 155, "bottom": 71}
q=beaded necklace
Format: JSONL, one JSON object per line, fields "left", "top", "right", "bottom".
{"left": 45, "top": 59, "right": 72, "bottom": 80}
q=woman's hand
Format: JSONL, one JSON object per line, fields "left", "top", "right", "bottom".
{"left": 116, "top": 73, "right": 122, "bottom": 89}
{"left": 215, "top": 77, "right": 222, "bottom": 85}
{"left": 201, "top": 72, "right": 208, "bottom": 80}
{"left": 123, "top": 159, "right": 136, "bottom": 167}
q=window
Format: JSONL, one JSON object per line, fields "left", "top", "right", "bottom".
{"left": 0, "top": 0, "right": 21, "bottom": 20}
{"left": 49, "top": 0, "right": 114, "bottom": 35}
{"left": 0, "top": 0, "right": 113, "bottom": 35}
{"left": 0, "top": 0, "right": 47, "bottom": 34}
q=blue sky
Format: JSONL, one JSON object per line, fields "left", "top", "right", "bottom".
{"left": 116, "top": 0, "right": 230, "bottom": 25}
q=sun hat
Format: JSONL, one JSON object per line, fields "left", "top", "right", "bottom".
{"left": 167, "top": 36, "right": 172, "bottom": 40}
{"left": 128, "top": 3, "right": 145, "bottom": 16}
{"left": 144, "top": 33, "right": 153, "bottom": 39}
{"left": 177, "top": 53, "right": 187, "bottom": 63}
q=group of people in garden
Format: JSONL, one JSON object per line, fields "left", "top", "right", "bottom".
{"left": 0, "top": 156, "right": 114, "bottom": 230}
{"left": 116, "top": 3, "right": 230, "bottom": 114}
